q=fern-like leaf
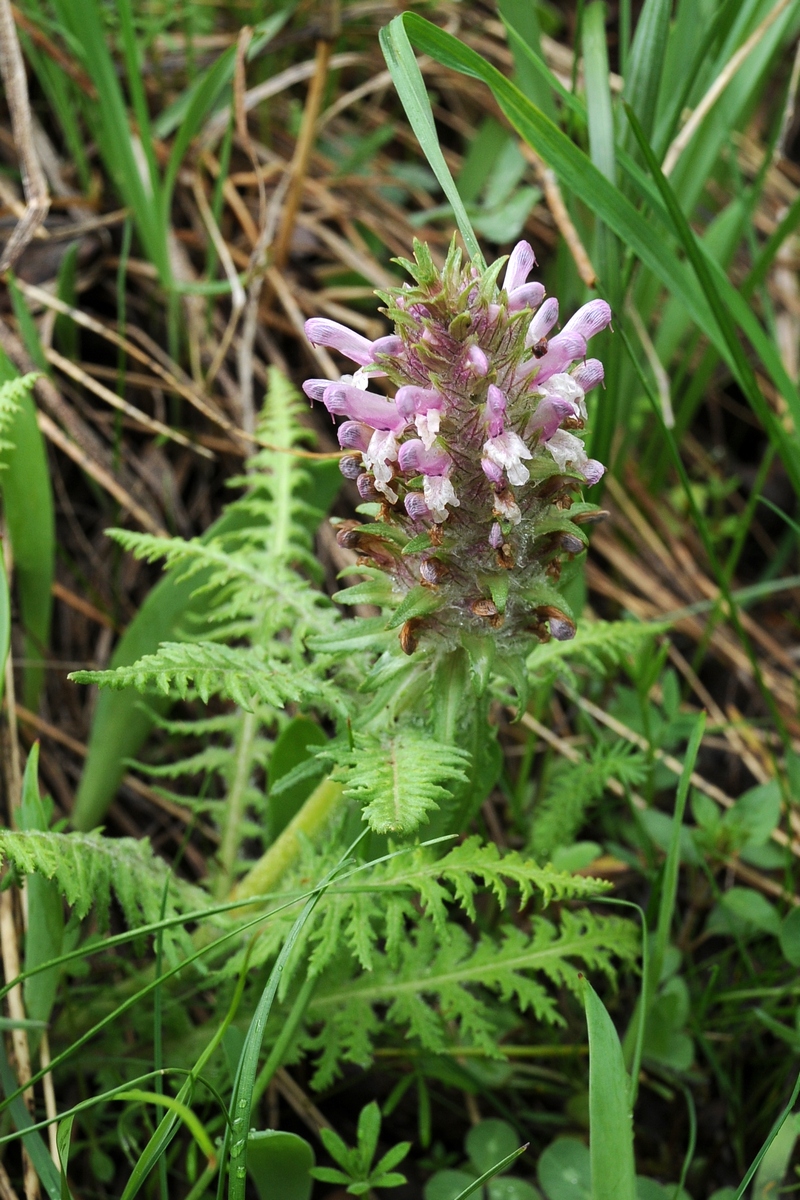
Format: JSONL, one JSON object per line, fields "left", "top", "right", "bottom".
{"left": 330, "top": 731, "right": 470, "bottom": 833}
{"left": 530, "top": 741, "right": 647, "bottom": 861}
{"left": 0, "top": 829, "right": 204, "bottom": 929}
{"left": 304, "top": 910, "right": 638, "bottom": 1087}
{"left": 72, "top": 642, "right": 342, "bottom": 713}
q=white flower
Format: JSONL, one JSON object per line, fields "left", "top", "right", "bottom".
{"left": 423, "top": 475, "right": 459, "bottom": 523}
{"left": 482, "top": 431, "right": 532, "bottom": 486}
{"left": 363, "top": 430, "right": 399, "bottom": 500}
{"left": 340, "top": 369, "right": 370, "bottom": 390}
{"left": 415, "top": 408, "right": 441, "bottom": 449}
{"left": 546, "top": 429, "right": 589, "bottom": 473}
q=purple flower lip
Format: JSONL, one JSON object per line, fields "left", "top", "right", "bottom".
{"left": 395, "top": 385, "right": 443, "bottom": 419}
{"left": 337, "top": 420, "right": 372, "bottom": 450}
{"left": 508, "top": 282, "right": 546, "bottom": 312}
{"left": 503, "top": 240, "right": 536, "bottom": 293}
{"left": 302, "top": 378, "right": 330, "bottom": 402}
{"left": 398, "top": 439, "right": 451, "bottom": 476}
{"left": 525, "top": 395, "right": 575, "bottom": 441}
{"left": 323, "top": 383, "right": 406, "bottom": 431}
{"left": 561, "top": 299, "right": 613, "bottom": 341}
{"left": 405, "top": 493, "right": 431, "bottom": 520}
{"left": 571, "top": 358, "right": 605, "bottom": 393}
{"left": 581, "top": 458, "right": 606, "bottom": 486}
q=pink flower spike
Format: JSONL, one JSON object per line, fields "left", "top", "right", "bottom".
{"left": 323, "top": 383, "right": 405, "bottom": 431}
{"left": 398, "top": 439, "right": 450, "bottom": 476}
{"left": 503, "top": 240, "right": 536, "bottom": 293}
{"left": 526, "top": 297, "right": 559, "bottom": 346}
{"left": 337, "top": 421, "right": 372, "bottom": 451}
{"left": 302, "top": 378, "right": 330, "bottom": 402}
{"left": 395, "top": 385, "right": 444, "bottom": 420}
{"left": 561, "top": 299, "right": 612, "bottom": 342}
{"left": 305, "top": 318, "right": 375, "bottom": 366}
{"left": 508, "top": 282, "right": 546, "bottom": 312}
{"left": 466, "top": 345, "right": 489, "bottom": 376}
{"left": 404, "top": 493, "right": 431, "bottom": 521}
{"left": 581, "top": 458, "right": 606, "bottom": 486}
{"left": 571, "top": 358, "right": 605, "bottom": 393}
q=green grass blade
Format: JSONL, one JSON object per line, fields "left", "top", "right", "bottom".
{"left": 380, "top": 16, "right": 482, "bottom": 263}
{"left": 49, "top": 0, "right": 170, "bottom": 283}
{"left": 450, "top": 1144, "right": 529, "bottom": 1199}
{"left": 497, "top": 0, "right": 557, "bottom": 119}
{"left": 0, "top": 1035, "right": 61, "bottom": 1199}
{"left": 227, "top": 846, "right": 362, "bottom": 1200}
{"left": 621, "top": 0, "right": 672, "bottom": 143}
{"left": 583, "top": 978, "right": 636, "bottom": 1200}
{"left": 0, "top": 348, "right": 54, "bottom": 711}
{"left": 0, "top": 551, "right": 8, "bottom": 705}
{"left": 583, "top": 3, "right": 616, "bottom": 185}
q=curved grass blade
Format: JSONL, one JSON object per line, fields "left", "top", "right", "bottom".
{"left": 379, "top": 17, "right": 482, "bottom": 263}
{"left": 448, "top": 1144, "right": 529, "bottom": 1200}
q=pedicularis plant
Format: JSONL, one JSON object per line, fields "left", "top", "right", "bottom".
{"left": 64, "top": 236, "right": 634, "bottom": 1097}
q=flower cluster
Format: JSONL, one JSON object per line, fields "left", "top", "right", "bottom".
{"left": 303, "top": 239, "right": 611, "bottom": 654}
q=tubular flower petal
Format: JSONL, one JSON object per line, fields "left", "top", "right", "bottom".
{"left": 526, "top": 297, "right": 559, "bottom": 346}
{"left": 305, "top": 318, "right": 376, "bottom": 366}
{"left": 323, "top": 383, "right": 406, "bottom": 431}
{"left": 503, "top": 240, "right": 536, "bottom": 293}
{"left": 398, "top": 439, "right": 451, "bottom": 476}
{"left": 301, "top": 237, "right": 610, "bottom": 652}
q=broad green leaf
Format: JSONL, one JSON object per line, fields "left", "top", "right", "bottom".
{"left": 20, "top": 744, "right": 64, "bottom": 1049}
{"left": 752, "top": 1112, "right": 800, "bottom": 1200}
{"left": 779, "top": 908, "right": 800, "bottom": 966}
{"left": 537, "top": 1138, "right": 591, "bottom": 1200}
{"left": 57, "top": 1115, "right": 74, "bottom": 1200}
{"left": 583, "top": 979, "right": 636, "bottom": 1200}
{"left": 467, "top": 1121, "right": 519, "bottom": 1176}
{"left": 247, "top": 1131, "right": 314, "bottom": 1200}
{"left": 0, "top": 348, "right": 54, "bottom": 711}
